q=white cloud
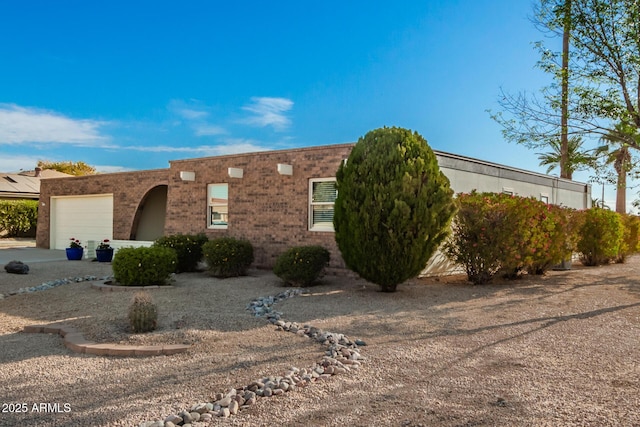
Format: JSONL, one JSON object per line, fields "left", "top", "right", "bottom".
{"left": 167, "top": 99, "right": 227, "bottom": 137}
{"left": 0, "top": 154, "right": 41, "bottom": 172}
{"left": 94, "top": 165, "right": 136, "bottom": 173}
{"left": 0, "top": 104, "right": 109, "bottom": 145}
{"left": 168, "top": 100, "right": 209, "bottom": 120}
{"left": 194, "top": 124, "right": 226, "bottom": 136}
{"left": 121, "top": 140, "right": 269, "bottom": 156}
{"left": 216, "top": 138, "right": 270, "bottom": 155}
{"left": 122, "top": 145, "right": 202, "bottom": 153}
{"left": 241, "top": 97, "right": 293, "bottom": 130}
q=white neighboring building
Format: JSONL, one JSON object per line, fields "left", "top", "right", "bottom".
{"left": 421, "top": 150, "right": 591, "bottom": 276}
{"left": 436, "top": 151, "right": 591, "bottom": 209}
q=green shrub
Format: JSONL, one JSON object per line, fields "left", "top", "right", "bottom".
{"left": 445, "top": 192, "right": 509, "bottom": 284}
{"left": 334, "top": 127, "right": 456, "bottom": 292}
{"left": 153, "top": 233, "right": 208, "bottom": 272}
{"left": 445, "top": 192, "right": 576, "bottom": 283}
{"left": 128, "top": 291, "right": 158, "bottom": 333}
{"left": 495, "top": 195, "right": 542, "bottom": 277}
{"left": 112, "top": 246, "right": 177, "bottom": 286}
{"left": 500, "top": 196, "right": 567, "bottom": 277}
{"left": 273, "top": 246, "right": 331, "bottom": 286}
{"left": 577, "top": 208, "right": 624, "bottom": 266}
{"left": 528, "top": 205, "right": 577, "bottom": 274}
{"left": 616, "top": 213, "right": 640, "bottom": 263}
{"left": 202, "top": 237, "right": 254, "bottom": 277}
{"left": 562, "top": 207, "right": 585, "bottom": 258}
{"left": 0, "top": 200, "right": 38, "bottom": 237}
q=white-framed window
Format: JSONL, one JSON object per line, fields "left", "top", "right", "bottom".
{"left": 309, "top": 178, "right": 337, "bottom": 231}
{"left": 540, "top": 193, "right": 549, "bottom": 204}
{"left": 207, "top": 183, "right": 228, "bottom": 229}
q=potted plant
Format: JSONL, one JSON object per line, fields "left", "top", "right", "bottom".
{"left": 66, "top": 238, "right": 84, "bottom": 261}
{"left": 95, "top": 239, "right": 114, "bottom": 262}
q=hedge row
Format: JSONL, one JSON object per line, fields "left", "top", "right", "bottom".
{"left": 445, "top": 192, "right": 639, "bottom": 284}
{"left": 113, "top": 197, "right": 639, "bottom": 288}
{"left": 0, "top": 200, "right": 38, "bottom": 237}
{"left": 153, "top": 233, "right": 208, "bottom": 272}
{"left": 113, "top": 234, "right": 330, "bottom": 286}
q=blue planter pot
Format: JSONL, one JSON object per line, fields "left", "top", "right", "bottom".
{"left": 66, "top": 247, "right": 84, "bottom": 261}
{"left": 96, "top": 248, "right": 114, "bottom": 262}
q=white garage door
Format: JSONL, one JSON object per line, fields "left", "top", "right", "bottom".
{"left": 50, "top": 194, "right": 114, "bottom": 250}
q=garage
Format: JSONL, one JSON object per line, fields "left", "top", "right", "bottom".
{"left": 50, "top": 194, "right": 113, "bottom": 250}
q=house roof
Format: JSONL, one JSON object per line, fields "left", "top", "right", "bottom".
{"left": 18, "top": 169, "right": 73, "bottom": 178}
{"left": 0, "top": 170, "right": 72, "bottom": 199}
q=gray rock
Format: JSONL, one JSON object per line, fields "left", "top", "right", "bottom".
{"left": 229, "top": 400, "right": 239, "bottom": 415}
{"left": 190, "top": 403, "right": 207, "bottom": 414}
{"left": 217, "top": 396, "right": 232, "bottom": 407}
{"left": 189, "top": 411, "right": 200, "bottom": 422}
{"left": 180, "top": 411, "right": 193, "bottom": 423}
{"left": 4, "top": 260, "right": 29, "bottom": 274}
{"left": 234, "top": 394, "right": 245, "bottom": 406}
{"left": 164, "top": 414, "right": 182, "bottom": 425}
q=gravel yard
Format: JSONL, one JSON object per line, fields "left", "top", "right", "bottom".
{"left": 0, "top": 253, "right": 639, "bottom": 426}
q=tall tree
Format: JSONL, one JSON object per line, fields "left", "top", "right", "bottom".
{"left": 492, "top": 0, "right": 640, "bottom": 161}
{"left": 597, "top": 121, "right": 639, "bottom": 212}
{"left": 560, "top": 0, "right": 572, "bottom": 178}
{"left": 491, "top": 0, "right": 578, "bottom": 173}
{"left": 536, "top": 135, "right": 599, "bottom": 178}
{"left": 37, "top": 160, "right": 96, "bottom": 176}
{"left": 569, "top": 0, "right": 640, "bottom": 141}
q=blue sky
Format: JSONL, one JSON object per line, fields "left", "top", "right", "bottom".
{"left": 0, "top": 1, "right": 617, "bottom": 203}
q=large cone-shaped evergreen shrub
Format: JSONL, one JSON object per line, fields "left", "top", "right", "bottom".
{"left": 334, "top": 127, "right": 455, "bottom": 292}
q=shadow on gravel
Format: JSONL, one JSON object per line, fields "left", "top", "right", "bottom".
{"left": 0, "top": 331, "right": 71, "bottom": 364}
{"left": 0, "top": 335, "right": 322, "bottom": 427}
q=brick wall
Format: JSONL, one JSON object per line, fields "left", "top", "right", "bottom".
{"left": 37, "top": 169, "right": 170, "bottom": 248}
{"left": 167, "top": 144, "right": 355, "bottom": 268}
{"left": 37, "top": 144, "right": 355, "bottom": 270}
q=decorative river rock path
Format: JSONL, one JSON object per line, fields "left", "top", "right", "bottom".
{"left": 139, "top": 288, "right": 367, "bottom": 426}
{"left": 0, "top": 275, "right": 113, "bottom": 300}
{"left": 3, "top": 273, "right": 367, "bottom": 425}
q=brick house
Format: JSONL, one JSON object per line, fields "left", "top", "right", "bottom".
{"left": 36, "top": 143, "right": 591, "bottom": 272}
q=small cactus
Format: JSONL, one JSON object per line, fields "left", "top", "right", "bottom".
{"left": 128, "top": 291, "right": 158, "bottom": 333}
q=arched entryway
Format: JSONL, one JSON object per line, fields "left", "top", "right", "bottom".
{"left": 130, "top": 185, "right": 167, "bottom": 241}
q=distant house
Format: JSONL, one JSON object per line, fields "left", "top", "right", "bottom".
{"left": 0, "top": 168, "right": 71, "bottom": 201}
{"left": 36, "top": 143, "right": 592, "bottom": 274}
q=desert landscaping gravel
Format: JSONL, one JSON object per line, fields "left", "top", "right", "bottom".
{"left": 0, "top": 254, "right": 639, "bottom": 426}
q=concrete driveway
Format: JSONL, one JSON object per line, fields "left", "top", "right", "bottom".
{"left": 0, "top": 239, "right": 67, "bottom": 264}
